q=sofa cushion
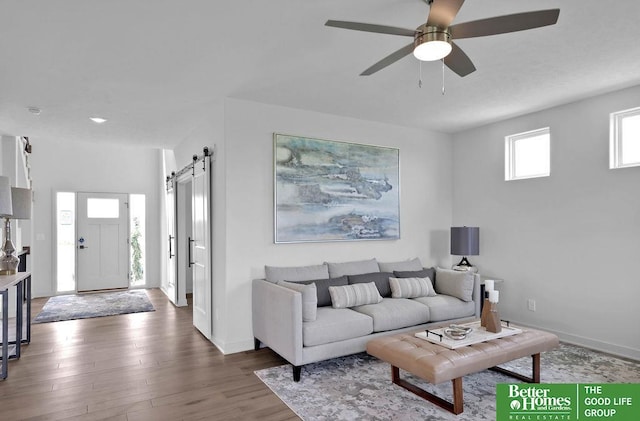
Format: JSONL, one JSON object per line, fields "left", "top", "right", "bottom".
{"left": 351, "top": 298, "right": 430, "bottom": 332}
{"left": 434, "top": 268, "right": 474, "bottom": 302}
{"left": 329, "top": 282, "right": 383, "bottom": 309}
{"left": 303, "top": 307, "right": 373, "bottom": 347}
{"left": 389, "top": 276, "right": 436, "bottom": 298}
{"left": 378, "top": 257, "right": 423, "bottom": 273}
{"left": 296, "top": 276, "right": 348, "bottom": 307}
{"left": 265, "top": 264, "right": 329, "bottom": 282}
{"left": 347, "top": 272, "right": 393, "bottom": 298}
{"left": 412, "top": 295, "right": 475, "bottom": 322}
{"left": 394, "top": 267, "right": 436, "bottom": 285}
{"left": 277, "top": 281, "right": 317, "bottom": 322}
{"left": 326, "top": 259, "right": 379, "bottom": 278}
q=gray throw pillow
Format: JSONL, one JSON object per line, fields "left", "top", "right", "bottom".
{"left": 296, "top": 276, "right": 348, "bottom": 307}
{"left": 347, "top": 272, "right": 393, "bottom": 298}
{"left": 434, "top": 268, "right": 474, "bottom": 302}
{"left": 265, "top": 264, "right": 329, "bottom": 282}
{"left": 394, "top": 267, "right": 436, "bottom": 286}
{"left": 277, "top": 281, "right": 318, "bottom": 322}
{"left": 325, "top": 259, "right": 379, "bottom": 278}
{"left": 329, "top": 282, "right": 383, "bottom": 309}
{"left": 378, "top": 257, "right": 423, "bottom": 273}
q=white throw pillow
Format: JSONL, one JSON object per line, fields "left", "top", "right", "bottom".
{"left": 277, "top": 281, "right": 318, "bottom": 322}
{"left": 434, "top": 268, "right": 474, "bottom": 302}
{"left": 329, "top": 282, "right": 383, "bottom": 309}
{"left": 389, "top": 276, "right": 436, "bottom": 298}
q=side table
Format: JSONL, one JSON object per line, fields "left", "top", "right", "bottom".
{"left": 0, "top": 272, "right": 32, "bottom": 380}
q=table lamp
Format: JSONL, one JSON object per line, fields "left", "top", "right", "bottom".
{"left": 0, "top": 186, "right": 32, "bottom": 275}
{"left": 451, "top": 226, "right": 479, "bottom": 271}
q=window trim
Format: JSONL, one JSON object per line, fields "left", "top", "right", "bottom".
{"left": 505, "top": 127, "right": 551, "bottom": 181}
{"left": 610, "top": 106, "right": 640, "bottom": 169}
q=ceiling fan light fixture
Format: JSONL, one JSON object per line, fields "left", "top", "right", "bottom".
{"left": 413, "top": 27, "right": 452, "bottom": 61}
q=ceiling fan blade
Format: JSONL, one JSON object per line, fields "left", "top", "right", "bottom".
{"left": 444, "top": 42, "right": 475, "bottom": 77}
{"left": 325, "top": 20, "right": 415, "bottom": 37}
{"left": 426, "top": 0, "right": 465, "bottom": 28}
{"left": 361, "top": 43, "right": 415, "bottom": 76}
{"left": 450, "top": 9, "right": 560, "bottom": 40}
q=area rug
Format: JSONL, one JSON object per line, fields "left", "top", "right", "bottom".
{"left": 33, "top": 290, "right": 155, "bottom": 323}
{"left": 255, "top": 343, "right": 640, "bottom": 420}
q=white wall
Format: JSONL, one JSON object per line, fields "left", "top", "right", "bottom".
{"left": 452, "top": 85, "right": 640, "bottom": 360}
{"left": 30, "top": 138, "right": 162, "bottom": 297}
{"left": 216, "top": 98, "right": 453, "bottom": 352}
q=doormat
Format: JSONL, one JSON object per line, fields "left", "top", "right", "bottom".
{"left": 33, "top": 290, "right": 155, "bottom": 323}
{"left": 255, "top": 344, "right": 640, "bottom": 420}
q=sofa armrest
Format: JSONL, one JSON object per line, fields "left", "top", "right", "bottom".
{"left": 472, "top": 273, "right": 481, "bottom": 318}
{"left": 252, "top": 279, "right": 303, "bottom": 365}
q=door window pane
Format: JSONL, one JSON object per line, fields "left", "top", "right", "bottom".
{"left": 87, "top": 198, "right": 119, "bottom": 218}
{"left": 56, "top": 192, "right": 76, "bottom": 292}
{"left": 130, "top": 194, "right": 146, "bottom": 286}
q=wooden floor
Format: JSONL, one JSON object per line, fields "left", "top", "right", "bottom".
{"left": 0, "top": 289, "right": 298, "bottom": 421}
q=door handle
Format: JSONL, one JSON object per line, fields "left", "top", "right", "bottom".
{"left": 188, "top": 237, "right": 195, "bottom": 267}
{"left": 78, "top": 245, "right": 89, "bottom": 249}
{"left": 169, "top": 235, "right": 174, "bottom": 258}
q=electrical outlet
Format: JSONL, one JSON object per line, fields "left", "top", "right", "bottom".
{"left": 527, "top": 299, "right": 536, "bottom": 312}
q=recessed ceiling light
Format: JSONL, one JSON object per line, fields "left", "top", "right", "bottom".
{"left": 27, "top": 106, "right": 41, "bottom": 115}
{"left": 90, "top": 117, "right": 107, "bottom": 124}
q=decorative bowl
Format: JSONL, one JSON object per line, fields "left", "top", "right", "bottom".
{"left": 443, "top": 325, "right": 473, "bottom": 340}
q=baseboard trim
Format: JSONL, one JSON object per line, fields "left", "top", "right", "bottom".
{"left": 514, "top": 321, "right": 640, "bottom": 362}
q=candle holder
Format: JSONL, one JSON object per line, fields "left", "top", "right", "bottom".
{"left": 480, "top": 298, "right": 491, "bottom": 327}
{"left": 485, "top": 301, "right": 502, "bottom": 333}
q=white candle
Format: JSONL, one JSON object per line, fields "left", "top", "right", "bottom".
{"left": 489, "top": 290, "right": 499, "bottom": 303}
{"left": 485, "top": 279, "right": 494, "bottom": 292}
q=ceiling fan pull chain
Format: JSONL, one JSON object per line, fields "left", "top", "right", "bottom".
{"left": 441, "top": 59, "right": 446, "bottom": 95}
{"left": 418, "top": 61, "right": 423, "bottom": 89}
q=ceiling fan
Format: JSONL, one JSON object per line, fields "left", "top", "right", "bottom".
{"left": 326, "top": 0, "right": 560, "bottom": 77}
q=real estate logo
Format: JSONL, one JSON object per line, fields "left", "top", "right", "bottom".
{"left": 497, "top": 383, "right": 640, "bottom": 421}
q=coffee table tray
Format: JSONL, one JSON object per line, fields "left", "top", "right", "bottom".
{"left": 415, "top": 321, "right": 522, "bottom": 349}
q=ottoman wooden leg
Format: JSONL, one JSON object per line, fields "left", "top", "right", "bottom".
{"left": 490, "top": 353, "right": 541, "bottom": 383}
{"left": 391, "top": 366, "right": 464, "bottom": 415}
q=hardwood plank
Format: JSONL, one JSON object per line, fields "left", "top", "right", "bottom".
{"left": 0, "top": 289, "right": 297, "bottom": 420}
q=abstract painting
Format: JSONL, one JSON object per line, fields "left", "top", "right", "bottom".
{"left": 274, "top": 133, "right": 400, "bottom": 243}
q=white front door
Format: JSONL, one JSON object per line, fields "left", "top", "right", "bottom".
{"left": 191, "top": 158, "right": 212, "bottom": 338}
{"left": 77, "top": 193, "right": 129, "bottom": 291}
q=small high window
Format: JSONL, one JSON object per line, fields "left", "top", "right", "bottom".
{"left": 610, "top": 107, "right": 640, "bottom": 169}
{"left": 505, "top": 127, "right": 550, "bottom": 181}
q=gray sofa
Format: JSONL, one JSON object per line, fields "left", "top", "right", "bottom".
{"left": 252, "top": 258, "right": 480, "bottom": 381}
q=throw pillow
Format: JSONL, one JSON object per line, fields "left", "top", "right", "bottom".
{"left": 296, "top": 276, "right": 348, "bottom": 307}
{"left": 265, "top": 264, "right": 329, "bottom": 282}
{"left": 329, "top": 282, "right": 383, "bottom": 309}
{"left": 393, "top": 267, "right": 436, "bottom": 285}
{"left": 378, "top": 257, "right": 423, "bottom": 273}
{"left": 277, "top": 281, "right": 318, "bottom": 322}
{"left": 325, "top": 259, "right": 380, "bottom": 278}
{"left": 347, "top": 272, "right": 393, "bottom": 298}
{"left": 389, "top": 276, "right": 436, "bottom": 298}
{"left": 434, "top": 268, "right": 474, "bottom": 302}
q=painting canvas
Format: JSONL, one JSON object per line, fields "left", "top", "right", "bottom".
{"left": 274, "top": 133, "right": 400, "bottom": 243}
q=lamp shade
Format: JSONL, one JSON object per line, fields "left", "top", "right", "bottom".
{"left": 0, "top": 176, "right": 12, "bottom": 216}
{"left": 10, "top": 187, "right": 32, "bottom": 219}
{"left": 450, "top": 226, "right": 479, "bottom": 256}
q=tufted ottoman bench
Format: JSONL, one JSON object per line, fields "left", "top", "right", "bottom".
{"left": 367, "top": 328, "right": 559, "bottom": 414}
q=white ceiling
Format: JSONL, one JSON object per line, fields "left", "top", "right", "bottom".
{"left": 2, "top": 0, "right": 640, "bottom": 148}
